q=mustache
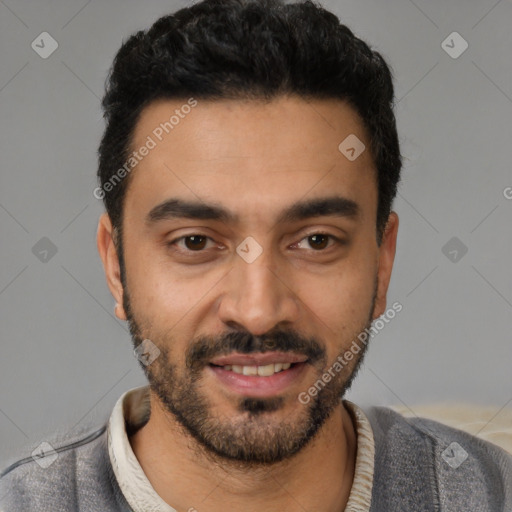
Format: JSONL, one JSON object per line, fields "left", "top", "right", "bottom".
{"left": 185, "top": 328, "right": 326, "bottom": 370}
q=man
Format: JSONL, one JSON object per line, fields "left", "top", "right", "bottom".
{"left": 1, "top": 0, "right": 511, "bottom": 510}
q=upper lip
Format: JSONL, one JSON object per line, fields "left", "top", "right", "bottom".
{"left": 209, "top": 352, "right": 308, "bottom": 366}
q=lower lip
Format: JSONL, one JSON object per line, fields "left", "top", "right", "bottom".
{"left": 208, "top": 362, "right": 308, "bottom": 398}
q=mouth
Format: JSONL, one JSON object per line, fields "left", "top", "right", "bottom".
{"left": 210, "top": 361, "right": 296, "bottom": 376}
{"left": 207, "top": 352, "right": 309, "bottom": 397}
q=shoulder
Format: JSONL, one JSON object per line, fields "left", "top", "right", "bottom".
{"left": 0, "top": 423, "right": 125, "bottom": 511}
{"left": 365, "top": 403, "right": 512, "bottom": 465}
{"left": 363, "top": 405, "right": 512, "bottom": 511}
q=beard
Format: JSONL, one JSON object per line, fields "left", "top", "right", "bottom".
{"left": 122, "top": 276, "right": 376, "bottom": 468}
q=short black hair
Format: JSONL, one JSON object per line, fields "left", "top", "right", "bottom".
{"left": 97, "top": 0, "right": 401, "bottom": 245}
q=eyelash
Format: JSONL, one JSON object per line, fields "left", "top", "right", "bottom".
{"left": 167, "top": 232, "right": 344, "bottom": 255}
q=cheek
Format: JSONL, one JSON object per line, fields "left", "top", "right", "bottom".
{"left": 123, "top": 243, "right": 219, "bottom": 340}
{"left": 122, "top": 241, "right": 179, "bottom": 323}
{"left": 297, "top": 251, "right": 377, "bottom": 340}
{"left": 128, "top": 272, "right": 193, "bottom": 330}
{"left": 309, "top": 273, "right": 374, "bottom": 326}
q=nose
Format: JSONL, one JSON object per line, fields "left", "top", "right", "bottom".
{"left": 217, "top": 248, "right": 300, "bottom": 336}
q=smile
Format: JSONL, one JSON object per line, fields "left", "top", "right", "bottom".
{"left": 207, "top": 355, "right": 309, "bottom": 397}
{"left": 210, "top": 362, "right": 292, "bottom": 377}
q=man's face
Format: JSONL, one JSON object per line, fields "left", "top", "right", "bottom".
{"left": 101, "top": 95, "right": 396, "bottom": 465}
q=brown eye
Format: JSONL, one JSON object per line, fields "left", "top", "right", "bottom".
{"left": 168, "top": 234, "right": 216, "bottom": 253}
{"left": 183, "top": 235, "right": 208, "bottom": 251}
{"left": 307, "top": 234, "right": 330, "bottom": 250}
{"left": 292, "top": 232, "right": 339, "bottom": 251}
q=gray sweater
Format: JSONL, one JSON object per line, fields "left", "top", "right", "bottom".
{"left": 1, "top": 405, "right": 511, "bottom": 511}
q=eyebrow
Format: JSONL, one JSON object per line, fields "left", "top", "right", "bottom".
{"left": 146, "top": 195, "right": 360, "bottom": 226}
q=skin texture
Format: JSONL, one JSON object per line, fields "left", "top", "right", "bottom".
{"left": 97, "top": 95, "right": 399, "bottom": 512}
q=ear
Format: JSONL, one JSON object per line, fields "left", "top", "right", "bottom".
{"left": 372, "top": 212, "right": 399, "bottom": 319}
{"left": 97, "top": 213, "right": 127, "bottom": 321}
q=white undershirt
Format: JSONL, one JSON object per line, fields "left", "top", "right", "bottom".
{"left": 107, "top": 385, "right": 374, "bottom": 512}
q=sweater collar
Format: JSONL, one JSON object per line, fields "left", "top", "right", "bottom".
{"left": 107, "top": 385, "right": 375, "bottom": 512}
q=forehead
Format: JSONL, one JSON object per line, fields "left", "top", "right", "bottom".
{"left": 124, "top": 95, "right": 377, "bottom": 227}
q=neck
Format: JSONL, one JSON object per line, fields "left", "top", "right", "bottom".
{"left": 130, "top": 392, "right": 357, "bottom": 512}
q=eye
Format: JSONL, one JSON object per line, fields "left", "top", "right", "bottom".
{"left": 169, "top": 234, "right": 217, "bottom": 252}
{"left": 168, "top": 232, "right": 343, "bottom": 255}
{"left": 292, "top": 233, "right": 341, "bottom": 251}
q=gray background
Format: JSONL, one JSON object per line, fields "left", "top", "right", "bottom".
{"left": 1, "top": 0, "right": 511, "bottom": 466}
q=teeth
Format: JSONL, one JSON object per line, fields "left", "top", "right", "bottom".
{"left": 242, "top": 365, "right": 258, "bottom": 376}
{"left": 257, "top": 364, "right": 275, "bottom": 376}
{"left": 222, "top": 362, "right": 294, "bottom": 376}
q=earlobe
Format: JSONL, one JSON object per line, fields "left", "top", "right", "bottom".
{"left": 372, "top": 212, "right": 399, "bottom": 320}
{"left": 96, "top": 213, "right": 127, "bottom": 321}
{"left": 114, "top": 302, "right": 127, "bottom": 321}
